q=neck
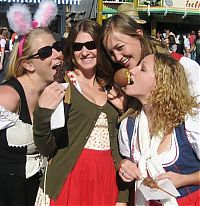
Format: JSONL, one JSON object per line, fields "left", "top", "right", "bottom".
{"left": 74, "top": 68, "right": 97, "bottom": 86}
{"left": 17, "top": 75, "right": 48, "bottom": 110}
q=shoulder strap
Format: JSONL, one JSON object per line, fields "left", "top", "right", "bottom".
{"left": 64, "top": 74, "right": 71, "bottom": 104}
{"left": 126, "top": 116, "right": 135, "bottom": 158}
{"left": 2, "top": 78, "right": 32, "bottom": 124}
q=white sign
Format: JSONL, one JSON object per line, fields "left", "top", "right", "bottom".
{"left": 164, "top": 0, "right": 200, "bottom": 10}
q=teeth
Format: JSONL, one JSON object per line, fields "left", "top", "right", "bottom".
{"left": 122, "top": 57, "right": 129, "bottom": 65}
{"left": 52, "top": 62, "right": 62, "bottom": 70}
{"left": 54, "top": 62, "right": 61, "bottom": 67}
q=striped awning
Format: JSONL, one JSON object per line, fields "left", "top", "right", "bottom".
{"left": 0, "top": 0, "right": 81, "bottom": 5}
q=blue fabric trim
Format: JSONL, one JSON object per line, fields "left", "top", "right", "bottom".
{"left": 126, "top": 116, "right": 135, "bottom": 159}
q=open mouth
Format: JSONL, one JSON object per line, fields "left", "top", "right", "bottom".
{"left": 114, "top": 68, "right": 134, "bottom": 88}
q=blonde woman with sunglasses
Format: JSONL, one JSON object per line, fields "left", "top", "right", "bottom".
{"left": 33, "top": 19, "right": 127, "bottom": 206}
{"left": 0, "top": 2, "right": 65, "bottom": 205}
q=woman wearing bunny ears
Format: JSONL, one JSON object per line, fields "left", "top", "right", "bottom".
{"left": 0, "top": 1, "right": 65, "bottom": 205}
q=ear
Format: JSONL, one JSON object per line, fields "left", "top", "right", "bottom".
{"left": 21, "top": 60, "right": 35, "bottom": 72}
{"left": 136, "top": 29, "right": 144, "bottom": 36}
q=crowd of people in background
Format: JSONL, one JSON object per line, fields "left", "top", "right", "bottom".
{"left": 155, "top": 28, "right": 200, "bottom": 64}
{"left": 0, "top": 26, "right": 200, "bottom": 82}
{"left": 1, "top": 26, "right": 200, "bottom": 84}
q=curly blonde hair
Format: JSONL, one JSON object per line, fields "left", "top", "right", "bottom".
{"left": 148, "top": 53, "right": 199, "bottom": 135}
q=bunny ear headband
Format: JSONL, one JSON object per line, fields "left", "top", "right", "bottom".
{"left": 7, "top": 0, "right": 58, "bottom": 57}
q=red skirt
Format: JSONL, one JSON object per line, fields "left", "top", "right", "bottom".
{"left": 50, "top": 148, "right": 118, "bottom": 206}
{"left": 177, "top": 189, "right": 200, "bottom": 206}
{"left": 149, "top": 189, "right": 200, "bottom": 206}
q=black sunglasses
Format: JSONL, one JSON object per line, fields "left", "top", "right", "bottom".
{"left": 26, "top": 41, "right": 62, "bottom": 60}
{"left": 72, "top": 41, "right": 97, "bottom": 51}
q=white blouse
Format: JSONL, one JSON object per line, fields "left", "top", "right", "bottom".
{"left": 118, "top": 111, "right": 200, "bottom": 165}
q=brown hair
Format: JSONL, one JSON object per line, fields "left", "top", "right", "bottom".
{"left": 98, "top": 13, "right": 159, "bottom": 86}
{"left": 63, "top": 19, "right": 113, "bottom": 86}
{"left": 64, "top": 19, "right": 101, "bottom": 67}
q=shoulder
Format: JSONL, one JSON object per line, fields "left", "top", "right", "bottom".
{"left": 0, "top": 85, "right": 20, "bottom": 113}
{"left": 179, "top": 57, "right": 200, "bottom": 97}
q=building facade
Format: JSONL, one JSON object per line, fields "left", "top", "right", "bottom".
{"left": 0, "top": 0, "right": 82, "bottom": 35}
{"left": 102, "top": 0, "right": 200, "bottom": 36}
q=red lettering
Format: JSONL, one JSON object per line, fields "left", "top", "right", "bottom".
{"left": 186, "top": 0, "right": 200, "bottom": 8}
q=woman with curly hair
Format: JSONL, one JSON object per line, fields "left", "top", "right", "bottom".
{"left": 117, "top": 53, "right": 200, "bottom": 206}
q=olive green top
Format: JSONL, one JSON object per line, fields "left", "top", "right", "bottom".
{"left": 33, "top": 79, "right": 129, "bottom": 202}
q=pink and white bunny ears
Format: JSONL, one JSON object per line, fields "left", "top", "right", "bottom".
{"left": 7, "top": 0, "right": 58, "bottom": 56}
{"left": 7, "top": 0, "right": 58, "bottom": 35}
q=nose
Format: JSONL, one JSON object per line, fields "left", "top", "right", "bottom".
{"left": 81, "top": 46, "right": 90, "bottom": 55}
{"left": 130, "top": 65, "right": 139, "bottom": 75}
{"left": 111, "top": 50, "right": 122, "bottom": 63}
{"left": 52, "top": 48, "right": 62, "bottom": 59}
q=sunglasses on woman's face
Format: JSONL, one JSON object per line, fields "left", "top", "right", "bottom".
{"left": 26, "top": 41, "right": 62, "bottom": 60}
{"left": 72, "top": 41, "right": 97, "bottom": 51}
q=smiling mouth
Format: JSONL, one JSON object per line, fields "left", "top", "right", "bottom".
{"left": 121, "top": 57, "right": 131, "bottom": 66}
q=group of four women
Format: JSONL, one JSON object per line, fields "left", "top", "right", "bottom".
{"left": 0, "top": 4, "right": 199, "bottom": 206}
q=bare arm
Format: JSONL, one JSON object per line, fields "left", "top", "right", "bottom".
{"left": 156, "top": 171, "right": 200, "bottom": 188}
{"left": 0, "top": 86, "right": 20, "bottom": 113}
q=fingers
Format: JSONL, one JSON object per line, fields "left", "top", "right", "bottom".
{"left": 119, "top": 159, "right": 142, "bottom": 182}
{"left": 38, "top": 82, "right": 66, "bottom": 109}
{"left": 119, "top": 168, "right": 134, "bottom": 182}
{"left": 108, "top": 86, "right": 124, "bottom": 98}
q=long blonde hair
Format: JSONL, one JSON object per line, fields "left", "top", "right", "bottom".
{"left": 6, "top": 27, "right": 51, "bottom": 79}
{"left": 132, "top": 53, "right": 199, "bottom": 135}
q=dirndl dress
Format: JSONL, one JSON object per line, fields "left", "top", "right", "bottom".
{"left": 50, "top": 112, "right": 118, "bottom": 206}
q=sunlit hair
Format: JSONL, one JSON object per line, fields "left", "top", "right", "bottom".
{"left": 6, "top": 27, "right": 51, "bottom": 80}
{"left": 98, "top": 13, "right": 161, "bottom": 86}
{"left": 149, "top": 53, "right": 199, "bottom": 135}
{"left": 100, "top": 13, "right": 154, "bottom": 63}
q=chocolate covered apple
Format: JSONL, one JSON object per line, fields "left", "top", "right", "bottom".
{"left": 53, "top": 63, "right": 65, "bottom": 83}
{"left": 114, "top": 68, "right": 132, "bottom": 87}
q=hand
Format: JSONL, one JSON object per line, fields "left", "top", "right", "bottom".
{"left": 119, "top": 159, "right": 142, "bottom": 182}
{"left": 38, "top": 82, "right": 65, "bottom": 109}
{"left": 156, "top": 171, "right": 185, "bottom": 188}
{"left": 108, "top": 86, "right": 126, "bottom": 112}
{"left": 0, "top": 62, "right": 2, "bottom": 70}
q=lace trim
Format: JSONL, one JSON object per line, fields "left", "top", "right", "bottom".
{"left": 0, "top": 105, "right": 19, "bottom": 130}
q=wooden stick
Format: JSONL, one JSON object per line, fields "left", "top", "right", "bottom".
{"left": 142, "top": 177, "right": 176, "bottom": 198}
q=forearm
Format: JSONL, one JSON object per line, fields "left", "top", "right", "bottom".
{"left": 33, "top": 105, "right": 57, "bottom": 157}
{"left": 180, "top": 171, "right": 200, "bottom": 187}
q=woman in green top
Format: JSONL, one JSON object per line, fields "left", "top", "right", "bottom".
{"left": 33, "top": 19, "right": 128, "bottom": 205}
